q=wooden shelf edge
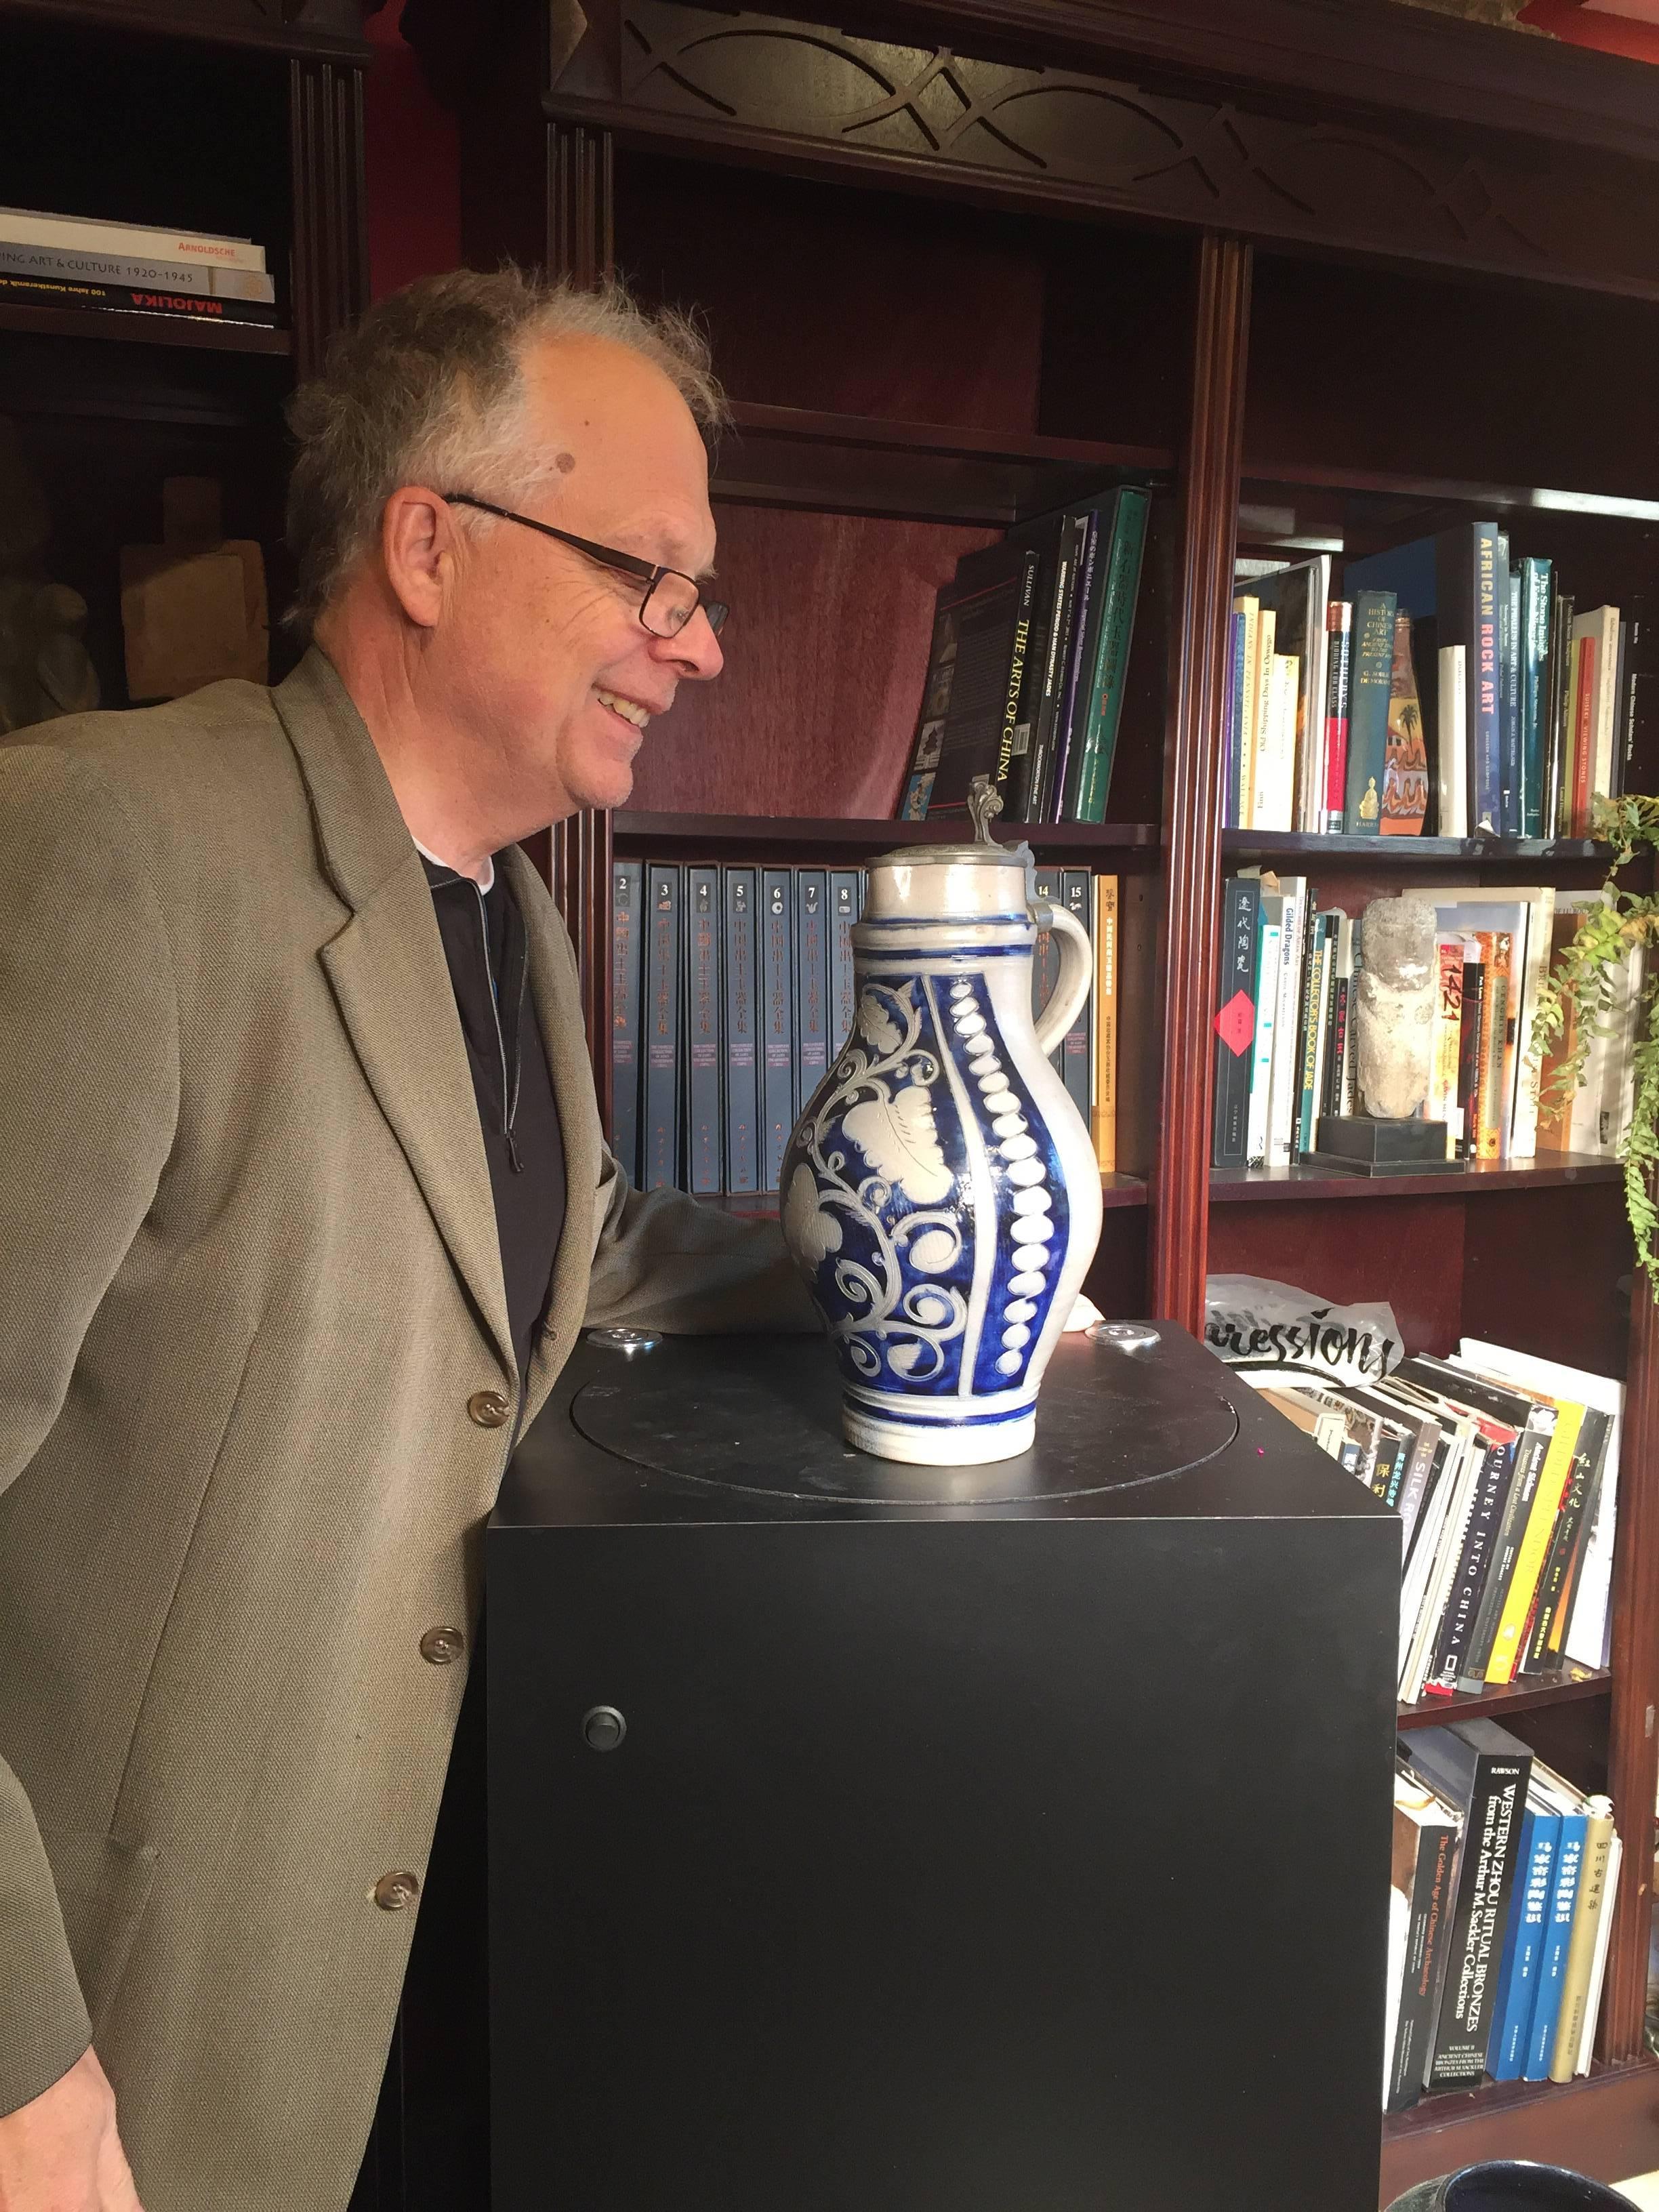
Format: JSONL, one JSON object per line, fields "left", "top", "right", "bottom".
{"left": 613, "top": 812, "right": 1159, "bottom": 853}
{"left": 1242, "top": 455, "right": 1659, "bottom": 527}
{"left": 0, "top": 300, "right": 291, "bottom": 355}
{"left": 1379, "top": 2055, "right": 1659, "bottom": 2200}
{"left": 1396, "top": 1668, "right": 1612, "bottom": 1733}
{"left": 1224, "top": 830, "right": 1612, "bottom": 867}
{"left": 726, "top": 399, "right": 1174, "bottom": 476}
{"left": 1210, "top": 1156, "right": 1622, "bottom": 1204}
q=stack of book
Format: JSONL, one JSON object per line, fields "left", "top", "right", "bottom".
{"left": 1211, "top": 878, "right": 1643, "bottom": 1168}
{"left": 1389, "top": 1721, "right": 1620, "bottom": 2110}
{"left": 1246, "top": 1340, "right": 1619, "bottom": 1706}
{"left": 1229, "top": 525, "right": 1649, "bottom": 838}
{"left": 0, "top": 205, "right": 277, "bottom": 330}
{"left": 899, "top": 487, "right": 1151, "bottom": 826}
{"left": 611, "top": 861, "right": 1125, "bottom": 1196}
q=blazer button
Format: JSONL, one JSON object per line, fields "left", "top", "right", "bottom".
{"left": 371, "top": 1870, "right": 420, "bottom": 1912}
{"left": 468, "top": 1390, "right": 512, "bottom": 1429}
{"left": 419, "top": 1625, "right": 465, "bottom": 1666}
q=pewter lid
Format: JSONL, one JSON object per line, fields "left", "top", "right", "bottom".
{"left": 867, "top": 773, "right": 1032, "bottom": 870}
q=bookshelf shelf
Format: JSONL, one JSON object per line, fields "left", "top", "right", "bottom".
{"left": 716, "top": 401, "right": 1174, "bottom": 525}
{"left": 1395, "top": 1668, "right": 1611, "bottom": 1733}
{"left": 1210, "top": 1155, "right": 1622, "bottom": 1204}
{"left": 1243, "top": 457, "right": 1659, "bottom": 531}
{"left": 0, "top": 300, "right": 292, "bottom": 356}
{"left": 1379, "top": 2056, "right": 1659, "bottom": 2198}
{"left": 1222, "top": 830, "right": 1613, "bottom": 869}
{"left": 612, "top": 812, "right": 1160, "bottom": 859}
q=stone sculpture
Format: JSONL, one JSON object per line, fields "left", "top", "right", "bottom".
{"left": 1352, "top": 894, "right": 1438, "bottom": 1120}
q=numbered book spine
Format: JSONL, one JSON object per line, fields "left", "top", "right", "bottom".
{"left": 723, "top": 869, "right": 760, "bottom": 1195}
{"left": 1059, "top": 869, "right": 1094, "bottom": 1122}
{"left": 1031, "top": 869, "right": 1063, "bottom": 1068}
{"left": 760, "top": 868, "right": 796, "bottom": 1192}
{"left": 641, "top": 865, "right": 682, "bottom": 1191}
{"left": 684, "top": 865, "right": 723, "bottom": 1194}
{"left": 795, "top": 871, "right": 830, "bottom": 1126}
{"left": 828, "top": 872, "right": 861, "bottom": 1063}
{"left": 610, "top": 859, "right": 644, "bottom": 1186}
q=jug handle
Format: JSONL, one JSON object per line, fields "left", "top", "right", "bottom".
{"left": 1032, "top": 899, "right": 1093, "bottom": 1058}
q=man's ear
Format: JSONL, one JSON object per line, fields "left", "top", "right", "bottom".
{"left": 381, "top": 487, "right": 455, "bottom": 631}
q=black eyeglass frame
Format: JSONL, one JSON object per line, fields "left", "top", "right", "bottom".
{"left": 438, "top": 491, "right": 728, "bottom": 639}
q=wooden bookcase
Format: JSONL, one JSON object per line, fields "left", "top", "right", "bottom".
{"left": 0, "top": 0, "right": 371, "bottom": 694}
{"left": 409, "top": 0, "right": 1659, "bottom": 2195}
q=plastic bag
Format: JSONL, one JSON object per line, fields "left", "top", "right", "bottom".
{"left": 1204, "top": 1275, "right": 1402, "bottom": 1387}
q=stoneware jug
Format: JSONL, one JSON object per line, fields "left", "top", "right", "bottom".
{"left": 781, "top": 780, "right": 1102, "bottom": 1463}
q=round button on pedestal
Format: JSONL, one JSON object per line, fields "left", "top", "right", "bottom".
{"left": 468, "top": 1390, "right": 512, "bottom": 1429}
{"left": 419, "top": 1626, "right": 465, "bottom": 1666}
{"left": 371, "top": 1870, "right": 420, "bottom": 1912}
{"left": 582, "top": 1706, "right": 626, "bottom": 1752}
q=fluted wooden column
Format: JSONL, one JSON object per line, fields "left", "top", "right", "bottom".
{"left": 289, "top": 56, "right": 369, "bottom": 380}
{"left": 1149, "top": 234, "right": 1252, "bottom": 1333}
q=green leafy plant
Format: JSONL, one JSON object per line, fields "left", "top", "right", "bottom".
{"left": 1528, "top": 795, "right": 1659, "bottom": 1285}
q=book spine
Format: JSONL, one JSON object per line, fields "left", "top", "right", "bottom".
{"left": 993, "top": 553, "right": 1040, "bottom": 809}
{"left": 1550, "top": 1803, "right": 1616, "bottom": 2079}
{"left": 1464, "top": 523, "right": 1502, "bottom": 834}
{"left": 0, "top": 205, "right": 266, "bottom": 271}
{"left": 1071, "top": 489, "right": 1150, "bottom": 824}
{"left": 794, "top": 870, "right": 830, "bottom": 1132}
{"left": 1345, "top": 590, "right": 1397, "bottom": 833}
{"left": 1025, "top": 517, "right": 1086, "bottom": 823}
{"left": 828, "top": 872, "right": 861, "bottom": 1063}
{"left": 1059, "top": 870, "right": 1094, "bottom": 1121}
{"left": 684, "top": 865, "right": 723, "bottom": 1194}
{"left": 1047, "top": 519, "right": 1100, "bottom": 821}
{"left": 1427, "top": 1437, "right": 1515, "bottom": 1693}
{"left": 1477, "top": 940, "right": 1508, "bottom": 1162}
{"left": 1546, "top": 594, "right": 1574, "bottom": 840}
{"left": 1457, "top": 953, "right": 1486, "bottom": 1162}
{"left": 1093, "top": 876, "right": 1118, "bottom": 1173}
{"left": 1232, "top": 598, "right": 1261, "bottom": 828}
{"left": 1323, "top": 601, "right": 1353, "bottom": 834}
{"left": 610, "top": 859, "right": 644, "bottom": 1187}
{"left": 1427, "top": 1751, "right": 1532, "bottom": 2086}
{"left": 1521, "top": 1409, "right": 1610, "bottom": 1673}
{"left": 1521, "top": 558, "right": 1552, "bottom": 839}
{"left": 759, "top": 868, "right": 796, "bottom": 1192}
{"left": 1501, "top": 556, "right": 1521, "bottom": 836}
{"left": 1388, "top": 1817, "right": 1460, "bottom": 2111}
{"left": 1437, "top": 645, "right": 1468, "bottom": 840}
{"left": 1458, "top": 1420, "right": 1553, "bottom": 1690}
{"left": 1572, "top": 633, "right": 1597, "bottom": 839}
{"left": 1246, "top": 905, "right": 1282, "bottom": 1168}
{"left": 641, "top": 865, "right": 682, "bottom": 1191}
{"left": 1212, "top": 878, "right": 1259, "bottom": 1168}
{"left": 0, "top": 241, "right": 276, "bottom": 301}
{"left": 0, "top": 270, "right": 278, "bottom": 323}
{"left": 1525, "top": 1814, "right": 1586, "bottom": 2078}
{"left": 722, "top": 869, "right": 760, "bottom": 1195}
{"left": 1489, "top": 1810, "right": 1555, "bottom": 2081}
{"left": 1486, "top": 1404, "right": 1577, "bottom": 1685}
{"left": 1296, "top": 916, "right": 1332, "bottom": 1159}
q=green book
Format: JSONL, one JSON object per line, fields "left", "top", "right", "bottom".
{"left": 1520, "top": 556, "right": 1552, "bottom": 840}
{"left": 1345, "top": 588, "right": 1398, "bottom": 834}
{"left": 1065, "top": 487, "right": 1151, "bottom": 825}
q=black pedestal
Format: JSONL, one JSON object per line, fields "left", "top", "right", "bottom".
{"left": 1307, "top": 1114, "right": 1465, "bottom": 1176}
{"left": 489, "top": 1324, "right": 1397, "bottom": 2212}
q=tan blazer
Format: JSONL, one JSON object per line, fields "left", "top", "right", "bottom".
{"left": 0, "top": 651, "right": 813, "bottom": 2210}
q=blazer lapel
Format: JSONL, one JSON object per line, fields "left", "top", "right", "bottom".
{"left": 272, "top": 651, "right": 514, "bottom": 1381}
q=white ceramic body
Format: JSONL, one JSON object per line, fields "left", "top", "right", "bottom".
{"left": 780, "top": 853, "right": 1103, "bottom": 1463}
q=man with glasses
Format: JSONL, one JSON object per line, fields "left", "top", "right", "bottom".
{"left": 0, "top": 268, "right": 811, "bottom": 2212}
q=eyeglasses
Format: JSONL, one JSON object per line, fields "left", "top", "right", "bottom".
{"left": 439, "top": 492, "right": 728, "bottom": 641}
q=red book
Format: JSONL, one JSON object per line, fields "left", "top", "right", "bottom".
{"left": 1323, "top": 599, "right": 1353, "bottom": 834}
{"left": 1572, "top": 633, "right": 1596, "bottom": 837}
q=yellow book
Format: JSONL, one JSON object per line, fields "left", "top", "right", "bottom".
{"left": 1550, "top": 1797, "right": 1616, "bottom": 2080}
{"left": 1092, "top": 875, "right": 1118, "bottom": 1173}
{"left": 1484, "top": 1398, "right": 1583, "bottom": 1684}
{"left": 1233, "top": 596, "right": 1260, "bottom": 828}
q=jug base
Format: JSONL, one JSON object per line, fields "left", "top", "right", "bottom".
{"left": 842, "top": 1402, "right": 1036, "bottom": 1465}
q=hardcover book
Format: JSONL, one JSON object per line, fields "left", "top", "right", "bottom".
{"left": 794, "top": 871, "right": 830, "bottom": 1128}
{"left": 1212, "top": 877, "right": 1258, "bottom": 1168}
{"left": 723, "top": 867, "right": 760, "bottom": 1195}
{"left": 1059, "top": 869, "right": 1094, "bottom": 1122}
{"left": 759, "top": 868, "right": 796, "bottom": 1191}
{"left": 684, "top": 865, "right": 723, "bottom": 1195}
{"left": 1382, "top": 611, "right": 1429, "bottom": 834}
{"left": 1345, "top": 590, "right": 1398, "bottom": 834}
{"left": 641, "top": 865, "right": 682, "bottom": 1191}
{"left": 611, "top": 859, "right": 644, "bottom": 1187}
{"left": 925, "top": 544, "right": 1041, "bottom": 816}
{"left": 828, "top": 871, "right": 861, "bottom": 1063}
{"left": 1065, "top": 489, "right": 1151, "bottom": 825}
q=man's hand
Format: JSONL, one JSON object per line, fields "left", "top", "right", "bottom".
{"left": 0, "top": 2047, "right": 143, "bottom": 2210}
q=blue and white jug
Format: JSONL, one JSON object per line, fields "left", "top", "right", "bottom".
{"left": 781, "top": 785, "right": 1102, "bottom": 1464}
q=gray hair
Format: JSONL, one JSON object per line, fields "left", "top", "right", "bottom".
{"left": 283, "top": 265, "right": 726, "bottom": 638}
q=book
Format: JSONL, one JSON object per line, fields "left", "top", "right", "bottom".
{"left": 1032, "top": 869, "right": 1063, "bottom": 1071}
{"left": 923, "top": 544, "right": 1042, "bottom": 816}
{"left": 0, "top": 271, "right": 279, "bottom": 325}
{"left": 759, "top": 867, "right": 796, "bottom": 1191}
{"left": 1437, "top": 645, "right": 1469, "bottom": 839}
{"left": 1524, "top": 1797, "right": 1588, "bottom": 2079}
{"left": 1066, "top": 488, "right": 1150, "bottom": 823}
{"left": 1456, "top": 945, "right": 1487, "bottom": 1162}
{"left": 1323, "top": 600, "right": 1353, "bottom": 836}
{"left": 641, "top": 864, "right": 682, "bottom": 1191}
{"left": 1487, "top": 1799, "right": 1555, "bottom": 2081}
{"left": 1252, "top": 555, "right": 1332, "bottom": 834}
{"left": 1232, "top": 595, "right": 1262, "bottom": 827}
{"left": 1519, "top": 1408, "right": 1609, "bottom": 1675}
{"left": 1381, "top": 611, "right": 1429, "bottom": 834}
{"left": 828, "top": 872, "right": 861, "bottom": 1062}
{"left": 684, "top": 865, "right": 723, "bottom": 1195}
{"left": 611, "top": 859, "right": 644, "bottom": 1186}
{"left": 1569, "top": 606, "right": 1621, "bottom": 836}
{"left": 1321, "top": 912, "right": 1355, "bottom": 1120}
{"left": 1345, "top": 589, "right": 1397, "bottom": 833}
{"left": 1267, "top": 875, "right": 1308, "bottom": 1168}
{"left": 1059, "top": 870, "right": 1094, "bottom": 1122}
{"left": 1546, "top": 590, "right": 1576, "bottom": 840}
{"left": 1246, "top": 895, "right": 1283, "bottom": 1168}
{"left": 0, "top": 239, "right": 276, "bottom": 302}
{"left": 1093, "top": 876, "right": 1119, "bottom": 1173}
{"left": 1550, "top": 1796, "right": 1616, "bottom": 2079}
{"left": 1386, "top": 1771, "right": 1462, "bottom": 2111}
{"left": 1296, "top": 912, "right": 1334, "bottom": 1158}
{"left": 1501, "top": 550, "right": 1521, "bottom": 834}
{"left": 1520, "top": 558, "right": 1553, "bottom": 839}
{"left": 1021, "top": 513, "right": 1088, "bottom": 822}
{"left": 722, "top": 868, "right": 760, "bottom": 1195}
{"left": 794, "top": 870, "right": 830, "bottom": 1126}
{"left": 0, "top": 201, "right": 266, "bottom": 272}
{"left": 1576, "top": 1824, "right": 1622, "bottom": 2076}
{"left": 1403, "top": 1721, "right": 1533, "bottom": 2089}
{"left": 1431, "top": 935, "right": 1467, "bottom": 1156}
{"left": 1212, "top": 878, "right": 1259, "bottom": 1168}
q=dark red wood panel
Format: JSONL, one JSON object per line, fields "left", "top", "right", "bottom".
{"left": 628, "top": 505, "right": 996, "bottom": 818}
{"left": 1205, "top": 1194, "right": 1467, "bottom": 1359}
{"left": 1379, "top": 2058, "right": 1659, "bottom": 2202}
{"left": 1460, "top": 1183, "right": 1632, "bottom": 1383}
{"left": 1605, "top": 1268, "right": 1659, "bottom": 2060}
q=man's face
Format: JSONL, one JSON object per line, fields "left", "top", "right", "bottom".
{"left": 434, "top": 334, "right": 723, "bottom": 821}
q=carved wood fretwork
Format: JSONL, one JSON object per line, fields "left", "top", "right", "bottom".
{"left": 1, "top": 0, "right": 373, "bottom": 59}
{"left": 546, "top": 0, "right": 1659, "bottom": 302}
{"left": 289, "top": 53, "right": 369, "bottom": 378}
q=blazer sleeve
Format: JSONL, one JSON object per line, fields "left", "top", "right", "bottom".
{"left": 0, "top": 745, "right": 180, "bottom": 2116}
{"left": 584, "top": 1154, "right": 821, "bottom": 1334}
